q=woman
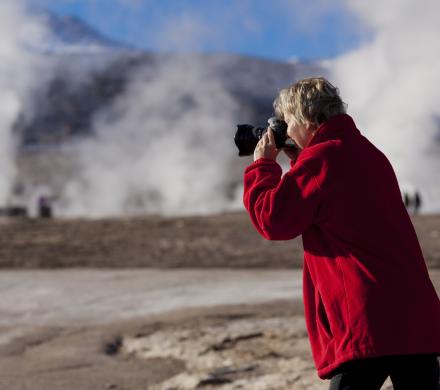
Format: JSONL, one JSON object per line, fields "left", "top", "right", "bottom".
{"left": 243, "top": 77, "right": 440, "bottom": 389}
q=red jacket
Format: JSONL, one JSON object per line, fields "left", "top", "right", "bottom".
{"left": 243, "top": 114, "right": 440, "bottom": 379}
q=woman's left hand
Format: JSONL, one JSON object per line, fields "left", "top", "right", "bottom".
{"left": 253, "top": 127, "right": 280, "bottom": 161}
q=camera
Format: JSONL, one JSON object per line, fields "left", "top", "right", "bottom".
{"left": 234, "top": 117, "right": 293, "bottom": 156}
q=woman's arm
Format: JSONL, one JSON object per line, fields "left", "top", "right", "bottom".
{"left": 243, "top": 158, "right": 322, "bottom": 240}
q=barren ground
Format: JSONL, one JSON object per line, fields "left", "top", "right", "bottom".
{"left": 0, "top": 212, "right": 439, "bottom": 269}
{"left": 0, "top": 213, "right": 439, "bottom": 390}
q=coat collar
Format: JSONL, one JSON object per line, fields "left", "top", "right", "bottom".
{"left": 306, "top": 114, "right": 360, "bottom": 148}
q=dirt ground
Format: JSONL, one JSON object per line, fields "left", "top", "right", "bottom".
{"left": 0, "top": 299, "right": 394, "bottom": 390}
{"left": 0, "top": 213, "right": 439, "bottom": 389}
{"left": 0, "top": 212, "right": 439, "bottom": 269}
{"left": 0, "top": 269, "right": 439, "bottom": 390}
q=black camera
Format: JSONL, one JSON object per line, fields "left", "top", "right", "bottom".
{"left": 234, "top": 117, "right": 293, "bottom": 156}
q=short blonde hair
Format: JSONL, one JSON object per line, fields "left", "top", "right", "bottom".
{"left": 273, "top": 77, "right": 346, "bottom": 127}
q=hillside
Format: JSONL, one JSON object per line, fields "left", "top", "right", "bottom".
{"left": 15, "top": 52, "right": 322, "bottom": 147}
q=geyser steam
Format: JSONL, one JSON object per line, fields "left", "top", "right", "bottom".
{"left": 5, "top": 0, "right": 440, "bottom": 217}
{"left": 60, "top": 56, "right": 245, "bottom": 217}
{"left": 0, "top": 2, "right": 50, "bottom": 206}
{"left": 329, "top": 0, "right": 440, "bottom": 212}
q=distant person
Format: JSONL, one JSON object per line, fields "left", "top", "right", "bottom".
{"left": 243, "top": 77, "right": 440, "bottom": 389}
{"left": 403, "top": 191, "right": 410, "bottom": 209}
{"left": 38, "top": 196, "right": 52, "bottom": 219}
{"left": 414, "top": 190, "right": 422, "bottom": 214}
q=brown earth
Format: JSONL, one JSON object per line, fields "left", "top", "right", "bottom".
{"left": 0, "top": 213, "right": 439, "bottom": 389}
{"left": 0, "top": 212, "right": 439, "bottom": 269}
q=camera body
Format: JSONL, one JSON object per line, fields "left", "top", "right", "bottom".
{"left": 234, "top": 117, "right": 289, "bottom": 156}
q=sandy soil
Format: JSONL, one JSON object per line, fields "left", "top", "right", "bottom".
{"left": 0, "top": 213, "right": 439, "bottom": 389}
{"left": 0, "top": 269, "right": 439, "bottom": 390}
{"left": 0, "top": 300, "right": 372, "bottom": 390}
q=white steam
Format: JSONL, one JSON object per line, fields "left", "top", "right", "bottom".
{"left": 60, "top": 56, "right": 244, "bottom": 217}
{"left": 59, "top": 0, "right": 440, "bottom": 216}
{"left": 5, "top": 0, "right": 439, "bottom": 216}
{"left": 56, "top": 4, "right": 253, "bottom": 218}
{"left": 0, "top": 2, "right": 50, "bottom": 206}
{"left": 329, "top": 0, "right": 440, "bottom": 212}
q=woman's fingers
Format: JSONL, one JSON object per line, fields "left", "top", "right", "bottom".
{"left": 254, "top": 128, "right": 280, "bottom": 161}
{"left": 259, "top": 132, "right": 268, "bottom": 147}
{"left": 267, "top": 127, "right": 276, "bottom": 145}
{"left": 260, "top": 129, "right": 274, "bottom": 147}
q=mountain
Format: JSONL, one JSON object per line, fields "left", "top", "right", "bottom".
{"left": 10, "top": 10, "right": 328, "bottom": 217}
{"left": 7, "top": 10, "right": 440, "bottom": 216}
{"left": 13, "top": 9, "right": 326, "bottom": 148}
{"left": 15, "top": 52, "right": 324, "bottom": 147}
{"left": 29, "top": 8, "right": 132, "bottom": 54}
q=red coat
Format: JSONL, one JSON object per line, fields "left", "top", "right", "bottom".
{"left": 243, "top": 114, "right": 440, "bottom": 379}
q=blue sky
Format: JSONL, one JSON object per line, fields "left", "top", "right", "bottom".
{"left": 28, "top": 0, "right": 371, "bottom": 61}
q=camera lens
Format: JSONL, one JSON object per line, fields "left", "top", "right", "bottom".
{"left": 234, "top": 117, "right": 288, "bottom": 156}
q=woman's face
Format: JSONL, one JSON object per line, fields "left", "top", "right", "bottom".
{"left": 284, "top": 112, "right": 316, "bottom": 150}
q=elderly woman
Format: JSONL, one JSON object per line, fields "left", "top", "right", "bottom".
{"left": 243, "top": 77, "right": 440, "bottom": 389}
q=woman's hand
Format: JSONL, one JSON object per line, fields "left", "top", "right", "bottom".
{"left": 253, "top": 127, "right": 280, "bottom": 161}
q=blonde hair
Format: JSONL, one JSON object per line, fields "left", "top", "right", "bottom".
{"left": 273, "top": 77, "right": 346, "bottom": 128}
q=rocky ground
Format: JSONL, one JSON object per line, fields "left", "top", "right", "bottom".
{"left": 0, "top": 299, "right": 404, "bottom": 390}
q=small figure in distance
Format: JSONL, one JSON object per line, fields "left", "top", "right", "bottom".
{"left": 38, "top": 195, "right": 52, "bottom": 219}
{"left": 414, "top": 190, "right": 422, "bottom": 214}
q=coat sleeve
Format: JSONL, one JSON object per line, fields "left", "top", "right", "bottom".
{"left": 243, "top": 157, "right": 322, "bottom": 240}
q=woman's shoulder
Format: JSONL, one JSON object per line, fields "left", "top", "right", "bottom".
{"left": 292, "top": 140, "right": 347, "bottom": 192}
{"left": 297, "top": 139, "right": 343, "bottom": 168}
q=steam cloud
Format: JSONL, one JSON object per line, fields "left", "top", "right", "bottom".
{"left": 329, "top": 0, "right": 440, "bottom": 212}
{"left": 60, "top": 0, "right": 440, "bottom": 217}
{"left": 59, "top": 57, "right": 245, "bottom": 217}
{"left": 0, "top": 2, "right": 50, "bottom": 206}
{"left": 2, "top": 1, "right": 440, "bottom": 216}
{"left": 57, "top": 6, "right": 255, "bottom": 217}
